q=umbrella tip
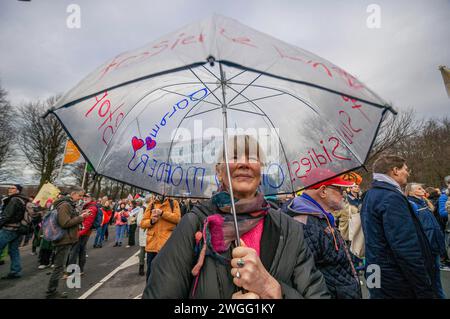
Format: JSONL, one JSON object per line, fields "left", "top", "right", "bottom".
{"left": 207, "top": 55, "right": 215, "bottom": 67}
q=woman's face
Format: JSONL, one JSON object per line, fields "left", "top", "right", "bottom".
{"left": 412, "top": 185, "right": 426, "bottom": 198}
{"left": 218, "top": 154, "right": 261, "bottom": 200}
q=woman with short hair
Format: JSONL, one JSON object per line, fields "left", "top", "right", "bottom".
{"left": 143, "top": 135, "right": 329, "bottom": 299}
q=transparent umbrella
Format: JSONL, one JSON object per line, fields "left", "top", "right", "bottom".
{"left": 46, "top": 15, "right": 395, "bottom": 243}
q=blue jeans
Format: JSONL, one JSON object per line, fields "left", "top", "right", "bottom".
{"left": 146, "top": 252, "right": 158, "bottom": 283}
{"left": 115, "top": 225, "right": 126, "bottom": 244}
{"left": 0, "top": 229, "right": 22, "bottom": 276}
{"left": 94, "top": 224, "right": 108, "bottom": 246}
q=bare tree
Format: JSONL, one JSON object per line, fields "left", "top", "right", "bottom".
{"left": 16, "top": 97, "right": 66, "bottom": 187}
{"left": 401, "top": 117, "right": 450, "bottom": 187}
{"left": 357, "top": 108, "right": 422, "bottom": 189}
{"left": 369, "top": 109, "right": 422, "bottom": 161}
{"left": 0, "top": 84, "right": 16, "bottom": 167}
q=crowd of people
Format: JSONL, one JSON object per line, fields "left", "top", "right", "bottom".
{"left": 0, "top": 184, "right": 200, "bottom": 298}
{"left": 0, "top": 146, "right": 449, "bottom": 299}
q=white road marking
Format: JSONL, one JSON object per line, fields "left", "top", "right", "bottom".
{"left": 78, "top": 250, "right": 139, "bottom": 299}
{"left": 134, "top": 294, "right": 142, "bottom": 299}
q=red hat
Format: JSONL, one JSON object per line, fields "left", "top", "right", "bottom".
{"left": 304, "top": 168, "right": 356, "bottom": 189}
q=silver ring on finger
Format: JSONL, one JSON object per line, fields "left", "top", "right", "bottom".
{"left": 237, "top": 258, "right": 245, "bottom": 268}
{"left": 235, "top": 271, "right": 241, "bottom": 279}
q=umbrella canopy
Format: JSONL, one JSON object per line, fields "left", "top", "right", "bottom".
{"left": 48, "top": 14, "right": 393, "bottom": 199}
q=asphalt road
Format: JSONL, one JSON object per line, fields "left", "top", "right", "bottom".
{"left": 0, "top": 226, "right": 140, "bottom": 299}
{"left": 0, "top": 225, "right": 449, "bottom": 299}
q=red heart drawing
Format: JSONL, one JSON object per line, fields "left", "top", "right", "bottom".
{"left": 131, "top": 136, "right": 145, "bottom": 152}
{"left": 146, "top": 136, "right": 157, "bottom": 151}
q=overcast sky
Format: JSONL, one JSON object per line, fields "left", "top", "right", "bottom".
{"left": 1, "top": 0, "right": 449, "bottom": 184}
{"left": 1, "top": 0, "right": 449, "bottom": 118}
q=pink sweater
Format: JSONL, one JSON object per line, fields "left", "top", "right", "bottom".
{"left": 240, "top": 218, "right": 265, "bottom": 257}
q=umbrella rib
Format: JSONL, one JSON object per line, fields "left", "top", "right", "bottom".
{"left": 201, "top": 64, "right": 247, "bottom": 83}
{"left": 188, "top": 68, "right": 223, "bottom": 105}
{"left": 201, "top": 64, "right": 221, "bottom": 82}
{"left": 222, "top": 83, "right": 296, "bottom": 194}
{"left": 225, "top": 107, "right": 265, "bottom": 116}
{"left": 159, "top": 88, "right": 221, "bottom": 107}
{"left": 184, "top": 107, "right": 222, "bottom": 119}
{"left": 176, "top": 84, "right": 222, "bottom": 122}
{"left": 225, "top": 82, "right": 320, "bottom": 115}
{"left": 219, "top": 60, "right": 392, "bottom": 112}
{"left": 227, "top": 73, "right": 263, "bottom": 106}
{"left": 161, "top": 84, "right": 222, "bottom": 195}
{"left": 228, "top": 93, "right": 285, "bottom": 107}
{"left": 228, "top": 69, "right": 248, "bottom": 82}
{"left": 52, "top": 62, "right": 209, "bottom": 111}
{"left": 95, "top": 81, "right": 221, "bottom": 171}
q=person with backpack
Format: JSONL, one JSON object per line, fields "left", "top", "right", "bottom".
{"left": 38, "top": 198, "right": 56, "bottom": 269}
{"left": 67, "top": 193, "right": 98, "bottom": 275}
{"left": 113, "top": 202, "right": 129, "bottom": 247}
{"left": 0, "top": 184, "right": 29, "bottom": 279}
{"left": 45, "top": 185, "right": 90, "bottom": 299}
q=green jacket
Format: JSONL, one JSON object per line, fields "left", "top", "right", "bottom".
{"left": 53, "top": 197, "right": 83, "bottom": 246}
{"left": 143, "top": 200, "right": 330, "bottom": 299}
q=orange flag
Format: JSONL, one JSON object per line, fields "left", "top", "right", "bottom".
{"left": 63, "top": 140, "right": 85, "bottom": 164}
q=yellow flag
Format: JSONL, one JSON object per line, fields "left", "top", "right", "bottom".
{"left": 439, "top": 65, "right": 450, "bottom": 98}
{"left": 63, "top": 140, "right": 84, "bottom": 164}
{"left": 34, "top": 183, "right": 61, "bottom": 208}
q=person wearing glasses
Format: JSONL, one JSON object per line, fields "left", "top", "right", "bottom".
{"left": 361, "top": 155, "right": 436, "bottom": 299}
{"left": 283, "top": 168, "right": 361, "bottom": 299}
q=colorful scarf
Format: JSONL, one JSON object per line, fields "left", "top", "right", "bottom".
{"left": 190, "top": 191, "right": 269, "bottom": 296}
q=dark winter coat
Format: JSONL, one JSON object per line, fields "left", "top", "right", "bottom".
{"left": 283, "top": 194, "right": 362, "bottom": 299}
{"left": 53, "top": 196, "right": 84, "bottom": 246}
{"left": 0, "top": 194, "right": 29, "bottom": 230}
{"left": 142, "top": 199, "right": 330, "bottom": 299}
{"left": 407, "top": 196, "right": 446, "bottom": 256}
{"left": 361, "top": 181, "right": 437, "bottom": 299}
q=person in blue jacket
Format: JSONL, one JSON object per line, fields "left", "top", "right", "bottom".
{"left": 361, "top": 155, "right": 437, "bottom": 298}
{"left": 283, "top": 168, "right": 361, "bottom": 299}
{"left": 406, "top": 183, "right": 446, "bottom": 299}
{"left": 438, "top": 176, "right": 450, "bottom": 265}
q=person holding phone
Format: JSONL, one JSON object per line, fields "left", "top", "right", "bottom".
{"left": 67, "top": 193, "right": 98, "bottom": 275}
{"left": 46, "top": 186, "right": 91, "bottom": 299}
